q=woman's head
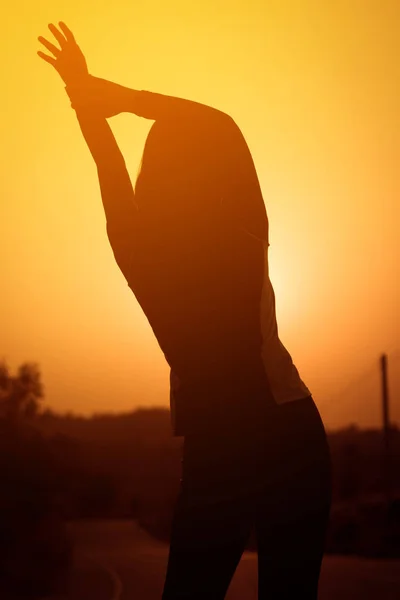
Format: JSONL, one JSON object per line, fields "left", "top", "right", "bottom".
{"left": 135, "top": 113, "right": 268, "bottom": 241}
{"left": 136, "top": 118, "right": 222, "bottom": 208}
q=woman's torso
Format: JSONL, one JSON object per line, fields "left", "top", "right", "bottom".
{"left": 127, "top": 206, "right": 310, "bottom": 435}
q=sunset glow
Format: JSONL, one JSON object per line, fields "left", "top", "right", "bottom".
{"left": 2, "top": 1, "right": 399, "bottom": 428}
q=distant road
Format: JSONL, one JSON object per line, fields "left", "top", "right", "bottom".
{"left": 58, "top": 520, "right": 400, "bottom": 600}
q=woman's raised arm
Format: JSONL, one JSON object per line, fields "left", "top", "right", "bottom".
{"left": 37, "top": 22, "right": 137, "bottom": 280}
{"left": 74, "top": 109, "right": 137, "bottom": 279}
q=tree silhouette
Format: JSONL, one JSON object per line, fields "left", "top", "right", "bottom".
{"left": 0, "top": 361, "right": 44, "bottom": 422}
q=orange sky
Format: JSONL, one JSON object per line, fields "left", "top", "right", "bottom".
{"left": 2, "top": 1, "right": 399, "bottom": 429}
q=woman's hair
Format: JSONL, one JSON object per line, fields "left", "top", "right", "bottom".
{"left": 135, "top": 113, "right": 268, "bottom": 242}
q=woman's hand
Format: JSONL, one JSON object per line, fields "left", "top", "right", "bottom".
{"left": 38, "top": 22, "right": 133, "bottom": 118}
{"left": 37, "top": 22, "right": 89, "bottom": 86}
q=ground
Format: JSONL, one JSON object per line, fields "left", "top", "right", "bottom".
{"left": 50, "top": 520, "right": 400, "bottom": 600}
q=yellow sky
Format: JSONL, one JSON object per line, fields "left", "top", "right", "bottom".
{"left": 2, "top": 1, "right": 399, "bottom": 429}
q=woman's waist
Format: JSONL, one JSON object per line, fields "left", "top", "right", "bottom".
{"left": 169, "top": 353, "right": 271, "bottom": 391}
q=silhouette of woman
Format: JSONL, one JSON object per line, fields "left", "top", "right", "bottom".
{"left": 38, "top": 22, "right": 332, "bottom": 599}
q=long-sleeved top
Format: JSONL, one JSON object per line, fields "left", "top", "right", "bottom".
{"left": 106, "top": 90, "right": 311, "bottom": 436}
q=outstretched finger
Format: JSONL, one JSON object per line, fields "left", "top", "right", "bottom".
{"left": 37, "top": 51, "right": 57, "bottom": 66}
{"left": 38, "top": 36, "right": 61, "bottom": 57}
{"left": 58, "top": 22, "right": 76, "bottom": 43}
{"left": 48, "top": 23, "right": 67, "bottom": 48}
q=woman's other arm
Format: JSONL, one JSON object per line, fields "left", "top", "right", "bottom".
{"left": 65, "top": 75, "right": 231, "bottom": 125}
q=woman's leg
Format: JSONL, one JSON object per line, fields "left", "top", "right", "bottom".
{"left": 255, "top": 397, "right": 332, "bottom": 600}
{"left": 162, "top": 499, "right": 249, "bottom": 599}
{"left": 256, "top": 503, "right": 330, "bottom": 599}
{"left": 162, "top": 431, "right": 255, "bottom": 599}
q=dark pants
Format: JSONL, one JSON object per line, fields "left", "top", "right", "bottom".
{"left": 162, "top": 397, "right": 332, "bottom": 599}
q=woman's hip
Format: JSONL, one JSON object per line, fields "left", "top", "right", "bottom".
{"left": 181, "top": 395, "right": 331, "bottom": 497}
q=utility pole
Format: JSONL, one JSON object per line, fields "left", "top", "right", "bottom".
{"left": 380, "top": 353, "right": 391, "bottom": 504}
